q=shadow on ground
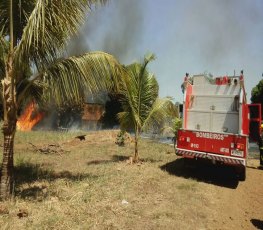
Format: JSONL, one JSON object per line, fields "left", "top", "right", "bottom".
{"left": 160, "top": 158, "right": 239, "bottom": 189}
{"left": 251, "top": 219, "right": 263, "bottom": 229}
{"left": 86, "top": 155, "right": 130, "bottom": 166}
{"left": 12, "top": 162, "right": 98, "bottom": 199}
{"left": 86, "top": 155, "right": 163, "bottom": 166}
{"left": 14, "top": 163, "right": 97, "bottom": 184}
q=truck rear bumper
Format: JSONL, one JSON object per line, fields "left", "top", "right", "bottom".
{"left": 176, "top": 148, "right": 246, "bottom": 166}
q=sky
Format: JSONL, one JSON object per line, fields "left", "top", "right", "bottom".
{"left": 68, "top": 0, "right": 263, "bottom": 103}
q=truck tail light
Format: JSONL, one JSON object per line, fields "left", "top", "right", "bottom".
{"left": 179, "top": 136, "right": 186, "bottom": 142}
{"left": 236, "top": 143, "right": 244, "bottom": 150}
{"left": 179, "top": 136, "right": 190, "bottom": 143}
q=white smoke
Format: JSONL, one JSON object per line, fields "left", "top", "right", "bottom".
{"left": 67, "top": 0, "right": 263, "bottom": 102}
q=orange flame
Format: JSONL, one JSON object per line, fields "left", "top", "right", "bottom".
{"left": 17, "top": 102, "right": 44, "bottom": 131}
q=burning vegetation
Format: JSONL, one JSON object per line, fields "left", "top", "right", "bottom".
{"left": 17, "top": 102, "right": 44, "bottom": 131}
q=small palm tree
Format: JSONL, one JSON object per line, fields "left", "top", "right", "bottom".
{"left": 162, "top": 117, "right": 182, "bottom": 152}
{"left": 0, "top": 0, "right": 123, "bottom": 200}
{"left": 117, "top": 54, "right": 177, "bottom": 162}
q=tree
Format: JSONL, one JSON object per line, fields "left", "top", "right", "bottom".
{"left": 0, "top": 0, "right": 123, "bottom": 200}
{"left": 117, "top": 54, "right": 177, "bottom": 162}
{"left": 251, "top": 79, "right": 263, "bottom": 116}
{"left": 162, "top": 117, "right": 182, "bottom": 153}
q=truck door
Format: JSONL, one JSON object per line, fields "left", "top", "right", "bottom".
{"left": 248, "top": 104, "right": 262, "bottom": 142}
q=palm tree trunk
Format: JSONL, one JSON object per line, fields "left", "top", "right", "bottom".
{"left": 134, "top": 129, "right": 139, "bottom": 162}
{"left": 0, "top": 52, "right": 17, "bottom": 200}
{"left": 0, "top": 121, "right": 16, "bottom": 200}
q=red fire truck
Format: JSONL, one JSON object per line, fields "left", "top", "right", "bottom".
{"left": 176, "top": 71, "right": 261, "bottom": 181}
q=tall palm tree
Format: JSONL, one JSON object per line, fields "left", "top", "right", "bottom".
{"left": 0, "top": 0, "right": 123, "bottom": 200}
{"left": 117, "top": 54, "right": 177, "bottom": 162}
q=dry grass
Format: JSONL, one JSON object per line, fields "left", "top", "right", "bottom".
{"left": 0, "top": 130, "right": 262, "bottom": 229}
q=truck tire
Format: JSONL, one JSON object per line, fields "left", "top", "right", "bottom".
{"left": 260, "top": 150, "right": 263, "bottom": 166}
{"left": 237, "top": 167, "right": 246, "bottom": 181}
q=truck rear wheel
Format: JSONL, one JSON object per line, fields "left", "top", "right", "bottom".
{"left": 237, "top": 167, "right": 246, "bottom": 181}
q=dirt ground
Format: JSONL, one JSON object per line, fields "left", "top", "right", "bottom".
{"left": 161, "top": 144, "right": 263, "bottom": 230}
{"left": 208, "top": 158, "right": 263, "bottom": 230}
{"left": 221, "top": 160, "right": 263, "bottom": 229}
{"left": 68, "top": 133, "right": 263, "bottom": 229}
{"left": 99, "top": 132, "right": 263, "bottom": 230}
{"left": 0, "top": 130, "right": 262, "bottom": 229}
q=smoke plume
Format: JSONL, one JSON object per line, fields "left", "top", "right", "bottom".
{"left": 67, "top": 0, "right": 263, "bottom": 102}
{"left": 67, "top": 0, "right": 143, "bottom": 63}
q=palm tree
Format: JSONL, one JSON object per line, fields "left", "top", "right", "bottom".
{"left": 117, "top": 54, "right": 177, "bottom": 162}
{"left": 162, "top": 117, "right": 182, "bottom": 153}
{"left": 0, "top": 0, "right": 123, "bottom": 200}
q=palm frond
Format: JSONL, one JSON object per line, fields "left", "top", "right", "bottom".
{"left": 140, "top": 53, "right": 155, "bottom": 72}
{"left": 17, "top": 51, "right": 123, "bottom": 107}
{"left": 14, "top": 0, "right": 107, "bottom": 72}
{"left": 118, "top": 54, "right": 158, "bottom": 131}
{"left": 117, "top": 111, "right": 135, "bottom": 130}
{"left": 0, "top": 0, "right": 36, "bottom": 42}
{"left": 0, "top": 1, "right": 10, "bottom": 37}
{"left": 117, "top": 53, "right": 176, "bottom": 160}
{"left": 0, "top": 34, "right": 8, "bottom": 78}
{"left": 16, "top": 78, "right": 46, "bottom": 108}
{"left": 142, "top": 98, "right": 177, "bottom": 132}
{"left": 118, "top": 66, "right": 141, "bottom": 129}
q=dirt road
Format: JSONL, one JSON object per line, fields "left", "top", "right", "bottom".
{"left": 213, "top": 158, "right": 263, "bottom": 229}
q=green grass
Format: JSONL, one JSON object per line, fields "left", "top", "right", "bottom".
{"left": 0, "top": 130, "right": 218, "bottom": 229}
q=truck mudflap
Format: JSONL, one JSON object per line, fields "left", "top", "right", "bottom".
{"left": 176, "top": 148, "right": 246, "bottom": 166}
